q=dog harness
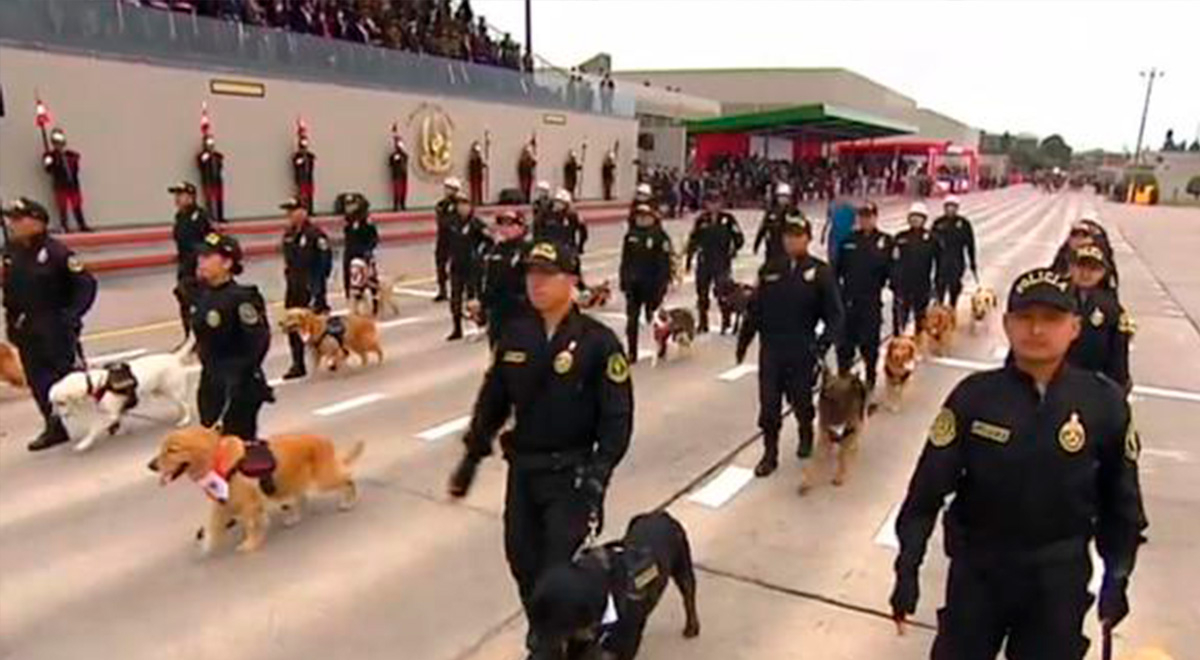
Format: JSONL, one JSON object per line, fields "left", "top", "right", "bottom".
{"left": 317, "top": 316, "right": 348, "bottom": 353}
{"left": 191, "top": 438, "right": 279, "bottom": 502}
{"left": 93, "top": 362, "right": 139, "bottom": 411}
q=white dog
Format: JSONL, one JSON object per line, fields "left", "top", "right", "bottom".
{"left": 50, "top": 338, "right": 196, "bottom": 452}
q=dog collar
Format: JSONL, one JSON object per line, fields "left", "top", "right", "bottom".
{"left": 211, "top": 439, "right": 236, "bottom": 480}
{"left": 193, "top": 470, "right": 230, "bottom": 504}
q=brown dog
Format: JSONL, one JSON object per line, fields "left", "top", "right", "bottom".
{"left": 883, "top": 336, "right": 918, "bottom": 413}
{"left": 921, "top": 304, "right": 957, "bottom": 356}
{"left": 0, "top": 341, "right": 26, "bottom": 389}
{"left": 578, "top": 280, "right": 612, "bottom": 310}
{"left": 969, "top": 286, "right": 997, "bottom": 335}
{"left": 282, "top": 309, "right": 383, "bottom": 372}
{"left": 803, "top": 366, "right": 868, "bottom": 492}
{"left": 149, "top": 426, "right": 364, "bottom": 554}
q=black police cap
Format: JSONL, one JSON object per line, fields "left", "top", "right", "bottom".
{"left": 524, "top": 240, "right": 580, "bottom": 275}
{"left": 1070, "top": 245, "right": 1108, "bottom": 267}
{"left": 197, "top": 232, "right": 244, "bottom": 272}
{"left": 782, "top": 214, "right": 812, "bottom": 236}
{"left": 168, "top": 181, "right": 197, "bottom": 196}
{"left": 2, "top": 197, "right": 51, "bottom": 223}
{"left": 1007, "top": 267, "right": 1077, "bottom": 314}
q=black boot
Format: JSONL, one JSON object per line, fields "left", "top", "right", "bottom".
{"left": 284, "top": 332, "right": 307, "bottom": 379}
{"left": 697, "top": 302, "right": 710, "bottom": 334}
{"left": 797, "top": 430, "right": 815, "bottom": 460}
{"left": 28, "top": 417, "right": 70, "bottom": 452}
{"left": 754, "top": 433, "right": 779, "bottom": 477}
{"left": 446, "top": 318, "right": 463, "bottom": 341}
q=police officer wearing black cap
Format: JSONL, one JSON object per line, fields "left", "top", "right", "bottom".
{"left": 447, "top": 239, "right": 633, "bottom": 658}
{"left": 931, "top": 196, "right": 977, "bottom": 309}
{"left": 434, "top": 178, "right": 463, "bottom": 302}
{"left": 280, "top": 197, "right": 332, "bottom": 379}
{"left": 835, "top": 202, "right": 892, "bottom": 395}
{"left": 445, "top": 193, "right": 491, "bottom": 341}
{"left": 191, "top": 233, "right": 273, "bottom": 440}
{"left": 338, "top": 192, "right": 379, "bottom": 302}
{"left": 891, "top": 202, "right": 939, "bottom": 336}
{"left": 737, "top": 214, "right": 843, "bottom": 477}
{"left": 1052, "top": 214, "right": 1120, "bottom": 288}
{"left": 890, "top": 267, "right": 1146, "bottom": 658}
{"left": 753, "top": 183, "right": 801, "bottom": 263}
{"left": 2, "top": 197, "right": 98, "bottom": 450}
{"left": 1066, "top": 245, "right": 1133, "bottom": 391}
{"left": 170, "top": 181, "right": 216, "bottom": 339}
{"left": 620, "top": 203, "right": 674, "bottom": 361}
{"left": 686, "top": 188, "right": 744, "bottom": 334}
{"left": 478, "top": 210, "right": 532, "bottom": 348}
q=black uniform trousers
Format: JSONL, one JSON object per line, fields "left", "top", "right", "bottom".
{"left": 624, "top": 280, "right": 665, "bottom": 359}
{"left": 16, "top": 330, "right": 76, "bottom": 425}
{"left": 503, "top": 465, "right": 592, "bottom": 621}
{"left": 893, "top": 287, "right": 931, "bottom": 336}
{"left": 694, "top": 260, "right": 730, "bottom": 331}
{"left": 757, "top": 345, "right": 816, "bottom": 457}
{"left": 932, "top": 552, "right": 1092, "bottom": 660}
{"left": 837, "top": 301, "right": 883, "bottom": 389}
{"left": 936, "top": 263, "right": 967, "bottom": 308}
{"left": 449, "top": 263, "right": 480, "bottom": 334}
{"left": 435, "top": 237, "right": 450, "bottom": 298}
{"left": 285, "top": 280, "right": 313, "bottom": 371}
{"left": 197, "top": 369, "right": 269, "bottom": 441}
{"left": 174, "top": 273, "right": 200, "bottom": 338}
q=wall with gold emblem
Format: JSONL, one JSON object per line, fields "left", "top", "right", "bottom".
{"left": 0, "top": 47, "right": 638, "bottom": 227}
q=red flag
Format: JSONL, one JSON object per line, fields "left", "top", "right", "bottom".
{"left": 35, "top": 97, "right": 51, "bottom": 128}
{"left": 200, "top": 102, "right": 211, "bottom": 137}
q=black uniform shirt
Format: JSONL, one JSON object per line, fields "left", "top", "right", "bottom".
{"left": 686, "top": 211, "right": 744, "bottom": 269}
{"left": 42, "top": 149, "right": 81, "bottom": 190}
{"left": 292, "top": 150, "right": 316, "bottom": 183}
{"left": 619, "top": 225, "right": 673, "bottom": 292}
{"left": 1068, "top": 288, "right": 1133, "bottom": 390}
{"left": 445, "top": 212, "right": 491, "bottom": 272}
{"left": 389, "top": 148, "right": 408, "bottom": 180}
{"left": 281, "top": 221, "right": 332, "bottom": 300}
{"left": 435, "top": 196, "right": 458, "bottom": 245}
{"left": 343, "top": 218, "right": 379, "bottom": 261}
{"left": 463, "top": 308, "right": 634, "bottom": 480}
{"left": 739, "top": 254, "right": 843, "bottom": 353}
{"left": 931, "top": 214, "right": 977, "bottom": 275}
{"left": 173, "top": 204, "right": 215, "bottom": 280}
{"left": 197, "top": 149, "right": 224, "bottom": 184}
{"left": 891, "top": 227, "right": 939, "bottom": 294}
{"left": 895, "top": 363, "right": 1146, "bottom": 576}
{"left": 836, "top": 228, "right": 893, "bottom": 307}
{"left": 480, "top": 238, "right": 530, "bottom": 314}
{"left": 535, "top": 210, "right": 588, "bottom": 254}
{"left": 753, "top": 205, "right": 800, "bottom": 261}
{"left": 2, "top": 234, "right": 97, "bottom": 351}
{"left": 190, "top": 280, "right": 271, "bottom": 380}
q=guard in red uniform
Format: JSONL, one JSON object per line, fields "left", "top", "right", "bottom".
{"left": 197, "top": 135, "right": 226, "bottom": 223}
{"left": 292, "top": 137, "right": 316, "bottom": 213}
{"left": 563, "top": 150, "right": 582, "bottom": 198}
{"left": 468, "top": 141, "right": 487, "bottom": 207}
{"left": 41, "top": 129, "right": 90, "bottom": 233}
{"left": 518, "top": 140, "right": 537, "bottom": 202}
{"left": 389, "top": 137, "right": 409, "bottom": 211}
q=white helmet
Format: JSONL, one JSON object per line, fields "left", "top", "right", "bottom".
{"left": 536, "top": 180, "right": 551, "bottom": 192}
{"left": 554, "top": 188, "right": 573, "bottom": 204}
{"left": 775, "top": 183, "right": 793, "bottom": 197}
{"left": 443, "top": 177, "right": 462, "bottom": 190}
{"left": 636, "top": 182, "right": 652, "bottom": 197}
{"left": 908, "top": 202, "right": 929, "bottom": 217}
{"left": 1079, "top": 208, "right": 1100, "bottom": 223}
{"left": 944, "top": 195, "right": 960, "bottom": 207}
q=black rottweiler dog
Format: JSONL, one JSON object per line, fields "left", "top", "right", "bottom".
{"left": 528, "top": 511, "right": 700, "bottom": 659}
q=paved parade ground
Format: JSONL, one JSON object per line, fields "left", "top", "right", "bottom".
{"left": 1, "top": 186, "right": 1197, "bottom": 660}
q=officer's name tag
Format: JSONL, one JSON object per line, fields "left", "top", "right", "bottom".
{"left": 970, "top": 420, "right": 1011, "bottom": 444}
{"left": 502, "top": 350, "right": 527, "bottom": 364}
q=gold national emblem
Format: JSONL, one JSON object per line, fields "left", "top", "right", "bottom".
{"left": 929, "top": 408, "right": 957, "bottom": 448}
{"left": 606, "top": 353, "right": 630, "bottom": 384}
{"left": 1058, "top": 412, "right": 1087, "bottom": 453}
{"left": 205, "top": 309, "right": 222, "bottom": 328}
{"left": 67, "top": 255, "right": 85, "bottom": 273}
{"left": 553, "top": 350, "right": 574, "bottom": 375}
{"left": 408, "top": 102, "right": 455, "bottom": 175}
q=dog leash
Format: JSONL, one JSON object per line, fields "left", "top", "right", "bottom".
{"left": 1101, "top": 623, "right": 1113, "bottom": 660}
{"left": 74, "top": 339, "right": 97, "bottom": 397}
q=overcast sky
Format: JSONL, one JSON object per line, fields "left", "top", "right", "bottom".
{"left": 474, "top": 0, "right": 1199, "bottom": 152}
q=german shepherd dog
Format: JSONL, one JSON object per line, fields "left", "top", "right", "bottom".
{"left": 802, "top": 365, "right": 868, "bottom": 493}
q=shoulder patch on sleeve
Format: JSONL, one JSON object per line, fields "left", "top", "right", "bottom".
{"left": 1124, "top": 417, "right": 1140, "bottom": 462}
{"left": 929, "top": 408, "right": 957, "bottom": 448}
{"left": 1118, "top": 311, "right": 1137, "bottom": 336}
{"left": 238, "top": 301, "right": 261, "bottom": 326}
{"left": 606, "top": 353, "right": 630, "bottom": 384}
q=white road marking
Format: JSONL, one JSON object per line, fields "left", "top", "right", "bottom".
{"left": 313, "top": 392, "right": 386, "bottom": 417}
{"left": 267, "top": 377, "right": 286, "bottom": 387}
{"left": 687, "top": 466, "right": 755, "bottom": 508}
{"left": 1131, "top": 384, "right": 1200, "bottom": 405}
{"left": 638, "top": 349, "right": 657, "bottom": 362}
{"left": 718, "top": 364, "right": 758, "bottom": 382}
{"left": 90, "top": 348, "right": 149, "bottom": 364}
{"left": 379, "top": 316, "right": 428, "bottom": 329}
{"left": 873, "top": 504, "right": 901, "bottom": 550}
{"left": 928, "top": 356, "right": 1001, "bottom": 371}
{"left": 595, "top": 311, "right": 629, "bottom": 323}
{"left": 395, "top": 287, "right": 438, "bottom": 299}
{"left": 415, "top": 414, "right": 471, "bottom": 442}
{"left": 1141, "top": 448, "right": 1192, "bottom": 462}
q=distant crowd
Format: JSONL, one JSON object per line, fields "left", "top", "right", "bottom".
{"left": 136, "top": 0, "right": 529, "bottom": 71}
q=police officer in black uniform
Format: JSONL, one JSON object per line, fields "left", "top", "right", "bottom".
{"left": 835, "top": 202, "right": 892, "bottom": 395}
{"left": 531, "top": 181, "right": 553, "bottom": 226}
{"left": 1066, "top": 245, "right": 1133, "bottom": 391}
{"left": 479, "top": 210, "right": 531, "bottom": 348}
{"left": 931, "top": 195, "right": 978, "bottom": 309}
{"left": 2, "top": 198, "right": 97, "bottom": 451}
{"left": 891, "top": 202, "right": 939, "bottom": 336}
{"left": 534, "top": 188, "right": 588, "bottom": 255}
{"left": 620, "top": 204, "right": 674, "bottom": 361}
{"left": 447, "top": 239, "right": 633, "bottom": 659}
{"left": 280, "top": 197, "right": 332, "bottom": 379}
{"left": 686, "top": 188, "right": 744, "bottom": 333}
{"left": 190, "top": 233, "right": 273, "bottom": 440}
{"left": 339, "top": 192, "right": 379, "bottom": 301}
{"left": 738, "top": 214, "right": 843, "bottom": 477}
{"left": 753, "top": 183, "right": 800, "bottom": 263}
{"left": 434, "top": 177, "right": 462, "bottom": 302}
{"left": 170, "top": 181, "right": 216, "bottom": 339}
{"left": 1052, "top": 214, "right": 1120, "bottom": 288}
{"left": 445, "top": 193, "right": 491, "bottom": 341}
{"left": 891, "top": 267, "right": 1146, "bottom": 659}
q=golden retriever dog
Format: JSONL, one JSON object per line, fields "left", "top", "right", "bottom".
{"left": 0, "top": 341, "right": 26, "bottom": 389}
{"left": 281, "top": 308, "right": 383, "bottom": 372}
{"left": 969, "top": 286, "right": 998, "bottom": 335}
{"left": 148, "top": 426, "right": 364, "bottom": 554}
{"left": 883, "top": 336, "right": 919, "bottom": 413}
{"left": 920, "top": 304, "right": 957, "bottom": 357}
{"left": 803, "top": 366, "right": 868, "bottom": 493}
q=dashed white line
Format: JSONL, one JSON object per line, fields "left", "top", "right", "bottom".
{"left": 313, "top": 392, "right": 386, "bottom": 417}
{"left": 1141, "top": 448, "right": 1191, "bottom": 462}
{"left": 415, "top": 414, "right": 471, "bottom": 442}
{"left": 718, "top": 364, "right": 758, "bottom": 382}
{"left": 395, "top": 287, "right": 438, "bottom": 299}
{"left": 90, "top": 348, "right": 149, "bottom": 364}
{"left": 1130, "top": 384, "right": 1200, "bottom": 405}
{"left": 873, "top": 504, "right": 901, "bottom": 550}
{"left": 687, "top": 466, "right": 755, "bottom": 508}
{"left": 928, "top": 356, "right": 1001, "bottom": 371}
{"left": 379, "top": 316, "right": 429, "bottom": 330}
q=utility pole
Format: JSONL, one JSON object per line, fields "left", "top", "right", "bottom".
{"left": 1134, "top": 68, "right": 1163, "bottom": 164}
{"left": 524, "top": 0, "right": 532, "bottom": 72}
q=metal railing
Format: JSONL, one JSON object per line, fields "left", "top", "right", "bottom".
{"left": 0, "top": 0, "right": 635, "bottom": 117}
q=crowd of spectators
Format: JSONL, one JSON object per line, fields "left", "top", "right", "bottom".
{"left": 136, "top": 0, "right": 529, "bottom": 71}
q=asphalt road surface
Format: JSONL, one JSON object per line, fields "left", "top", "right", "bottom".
{"left": 1, "top": 186, "right": 1195, "bottom": 660}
